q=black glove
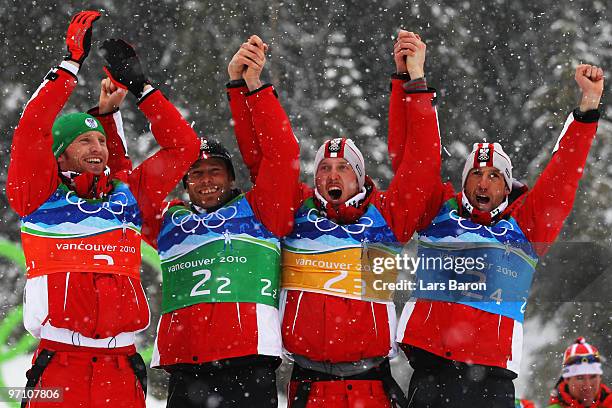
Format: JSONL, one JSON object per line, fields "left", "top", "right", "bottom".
{"left": 100, "top": 39, "right": 149, "bottom": 97}
{"left": 65, "top": 10, "right": 101, "bottom": 64}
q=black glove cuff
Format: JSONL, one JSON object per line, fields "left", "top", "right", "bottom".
{"left": 226, "top": 79, "right": 248, "bottom": 88}
{"left": 246, "top": 83, "right": 274, "bottom": 97}
{"left": 572, "top": 107, "right": 600, "bottom": 123}
{"left": 126, "top": 77, "right": 150, "bottom": 98}
{"left": 392, "top": 72, "right": 411, "bottom": 81}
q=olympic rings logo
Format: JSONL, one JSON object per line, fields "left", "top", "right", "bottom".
{"left": 65, "top": 191, "right": 130, "bottom": 216}
{"left": 448, "top": 209, "right": 514, "bottom": 236}
{"left": 306, "top": 208, "right": 374, "bottom": 235}
{"left": 171, "top": 205, "right": 238, "bottom": 234}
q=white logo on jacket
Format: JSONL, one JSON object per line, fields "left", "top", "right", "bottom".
{"left": 170, "top": 205, "right": 238, "bottom": 233}
{"left": 65, "top": 190, "right": 129, "bottom": 216}
{"left": 448, "top": 209, "right": 514, "bottom": 236}
{"left": 306, "top": 208, "right": 373, "bottom": 235}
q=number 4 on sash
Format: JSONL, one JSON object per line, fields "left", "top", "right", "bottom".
{"left": 490, "top": 288, "right": 503, "bottom": 304}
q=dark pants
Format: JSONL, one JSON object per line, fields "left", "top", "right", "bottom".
{"left": 405, "top": 346, "right": 516, "bottom": 408}
{"left": 166, "top": 355, "right": 280, "bottom": 408}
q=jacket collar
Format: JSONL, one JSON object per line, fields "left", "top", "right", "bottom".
{"left": 59, "top": 167, "right": 113, "bottom": 199}
{"left": 458, "top": 179, "right": 529, "bottom": 226}
{"left": 313, "top": 177, "right": 375, "bottom": 224}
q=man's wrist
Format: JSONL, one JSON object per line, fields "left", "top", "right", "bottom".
{"left": 229, "top": 72, "right": 242, "bottom": 81}
{"left": 245, "top": 78, "right": 263, "bottom": 92}
{"left": 579, "top": 93, "right": 601, "bottom": 112}
{"left": 407, "top": 68, "right": 425, "bottom": 79}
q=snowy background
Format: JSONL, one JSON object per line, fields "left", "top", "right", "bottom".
{"left": 0, "top": 1, "right": 610, "bottom": 407}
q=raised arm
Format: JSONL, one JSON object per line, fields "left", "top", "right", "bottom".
{"left": 6, "top": 11, "right": 100, "bottom": 217}
{"left": 227, "top": 37, "right": 266, "bottom": 183}
{"left": 100, "top": 39, "right": 200, "bottom": 240}
{"left": 227, "top": 81, "right": 262, "bottom": 183}
{"left": 389, "top": 30, "right": 427, "bottom": 172}
{"left": 379, "top": 87, "right": 444, "bottom": 242}
{"left": 378, "top": 32, "right": 445, "bottom": 241}
{"left": 245, "top": 88, "right": 300, "bottom": 236}
{"left": 513, "top": 65, "right": 604, "bottom": 251}
{"left": 89, "top": 78, "right": 132, "bottom": 175}
{"left": 234, "top": 35, "right": 301, "bottom": 236}
{"left": 130, "top": 90, "right": 200, "bottom": 237}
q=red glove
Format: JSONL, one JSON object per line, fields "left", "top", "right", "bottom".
{"left": 65, "top": 10, "right": 101, "bottom": 64}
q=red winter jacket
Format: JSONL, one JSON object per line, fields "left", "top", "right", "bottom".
{"left": 517, "top": 399, "right": 536, "bottom": 408}
{"left": 109, "top": 84, "right": 300, "bottom": 366}
{"left": 393, "top": 79, "right": 600, "bottom": 373}
{"left": 234, "top": 78, "right": 441, "bottom": 363}
{"left": 548, "top": 380, "right": 612, "bottom": 407}
{"left": 6, "top": 61, "right": 199, "bottom": 344}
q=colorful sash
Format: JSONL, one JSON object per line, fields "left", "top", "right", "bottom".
{"left": 413, "top": 198, "right": 538, "bottom": 322}
{"left": 282, "top": 198, "right": 401, "bottom": 302}
{"left": 158, "top": 195, "right": 281, "bottom": 313}
{"left": 21, "top": 181, "right": 142, "bottom": 279}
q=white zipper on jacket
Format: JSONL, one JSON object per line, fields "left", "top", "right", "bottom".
{"left": 63, "top": 272, "right": 70, "bottom": 312}
{"left": 236, "top": 303, "right": 242, "bottom": 331}
{"left": 127, "top": 277, "right": 140, "bottom": 309}
{"left": 424, "top": 303, "right": 433, "bottom": 323}
{"left": 167, "top": 312, "right": 175, "bottom": 333}
{"left": 291, "top": 292, "right": 304, "bottom": 334}
{"left": 371, "top": 302, "right": 378, "bottom": 338}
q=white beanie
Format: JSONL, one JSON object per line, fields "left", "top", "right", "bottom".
{"left": 462, "top": 142, "right": 513, "bottom": 191}
{"left": 313, "top": 138, "right": 365, "bottom": 190}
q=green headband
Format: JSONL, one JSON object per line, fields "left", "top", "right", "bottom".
{"left": 51, "top": 113, "right": 106, "bottom": 157}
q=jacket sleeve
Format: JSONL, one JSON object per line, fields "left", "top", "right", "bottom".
{"left": 6, "top": 62, "right": 79, "bottom": 217}
{"left": 127, "top": 89, "right": 200, "bottom": 244}
{"left": 388, "top": 74, "right": 410, "bottom": 172}
{"left": 227, "top": 81, "right": 263, "bottom": 184}
{"left": 244, "top": 85, "right": 301, "bottom": 237}
{"left": 88, "top": 107, "right": 133, "bottom": 176}
{"left": 377, "top": 89, "right": 445, "bottom": 242}
{"left": 513, "top": 109, "right": 599, "bottom": 253}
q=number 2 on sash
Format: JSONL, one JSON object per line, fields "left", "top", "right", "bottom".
{"left": 190, "top": 270, "right": 233, "bottom": 296}
{"left": 189, "top": 271, "right": 276, "bottom": 299}
{"left": 324, "top": 270, "right": 348, "bottom": 293}
{"left": 191, "top": 269, "right": 212, "bottom": 296}
{"left": 461, "top": 269, "right": 485, "bottom": 300}
{"left": 323, "top": 270, "right": 366, "bottom": 296}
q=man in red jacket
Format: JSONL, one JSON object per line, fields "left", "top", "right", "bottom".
{"left": 232, "top": 31, "right": 439, "bottom": 408}
{"left": 548, "top": 337, "right": 612, "bottom": 408}
{"left": 108, "top": 35, "right": 299, "bottom": 407}
{"left": 6, "top": 11, "right": 199, "bottom": 407}
{"left": 392, "top": 33, "right": 605, "bottom": 407}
